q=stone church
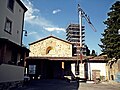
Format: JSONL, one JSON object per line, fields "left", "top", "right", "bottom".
{"left": 29, "top": 35, "right": 72, "bottom": 57}
{"left": 25, "top": 35, "right": 81, "bottom": 79}
{"left": 25, "top": 35, "right": 107, "bottom": 81}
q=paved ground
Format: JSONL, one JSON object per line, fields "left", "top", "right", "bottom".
{"left": 14, "top": 79, "right": 79, "bottom": 90}
{"left": 79, "top": 82, "right": 120, "bottom": 90}
{"left": 13, "top": 79, "right": 120, "bottom": 90}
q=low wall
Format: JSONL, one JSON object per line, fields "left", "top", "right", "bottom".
{"left": 0, "top": 64, "right": 24, "bottom": 83}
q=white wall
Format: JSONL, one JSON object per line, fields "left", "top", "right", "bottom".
{"left": 71, "top": 63, "right": 75, "bottom": 76}
{"left": 88, "top": 63, "right": 106, "bottom": 80}
{"left": 71, "top": 63, "right": 85, "bottom": 78}
{"left": 0, "top": 0, "right": 25, "bottom": 46}
{"left": 0, "top": 64, "right": 24, "bottom": 82}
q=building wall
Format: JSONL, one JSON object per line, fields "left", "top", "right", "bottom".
{"left": 0, "top": 1, "right": 28, "bottom": 88}
{"left": 29, "top": 37, "right": 72, "bottom": 57}
{"left": 0, "top": 0, "right": 25, "bottom": 46}
{"left": 71, "top": 63, "right": 85, "bottom": 78}
{"left": 88, "top": 63, "right": 106, "bottom": 80}
{"left": 106, "top": 59, "right": 120, "bottom": 81}
{"left": 0, "top": 64, "right": 24, "bottom": 82}
{"left": 4, "top": 45, "right": 12, "bottom": 63}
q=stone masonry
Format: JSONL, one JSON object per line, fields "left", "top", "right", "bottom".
{"left": 29, "top": 36, "right": 72, "bottom": 57}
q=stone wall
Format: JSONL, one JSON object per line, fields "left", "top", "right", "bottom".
{"left": 106, "top": 59, "right": 120, "bottom": 82}
{"left": 29, "top": 37, "right": 72, "bottom": 57}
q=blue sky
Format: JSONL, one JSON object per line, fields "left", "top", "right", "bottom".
{"left": 21, "top": 0, "right": 117, "bottom": 55}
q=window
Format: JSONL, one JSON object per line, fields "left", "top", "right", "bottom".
{"left": 7, "top": 0, "right": 14, "bottom": 11}
{"left": 46, "top": 46, "right": 53, "bottom": 54}
{"left": 29, "top": 65, "right": 36, "bottom": 74}
{"left": 4, "top": 18, "right": 12, "bottom": 34}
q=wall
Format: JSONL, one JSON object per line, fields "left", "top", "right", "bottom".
{"left": 4, "top": 45, "right": 12, "bottom": 63}
{"left": 106, "top": 59, "right": 120, "bottom": 81}
{"left": 0, "top": 64, "right": 24, "bottom": 82}
{"left": 0, "top": 0, "right": 24, "bottom": 46}
{"left": 71, "top": 63, "right": 85, "bottom": 78}
{"left": 29, "top": 37, "right": 72, "bottom": 57}
{"left": 88, "top": 63, "right": 106, "bottom": 80}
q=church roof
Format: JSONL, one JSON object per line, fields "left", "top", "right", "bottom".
{"left": 26, "top": 55, "right": 107, "bottom": 62}
{"left": 29, "top": 35, "right": 72, "bottom": 45}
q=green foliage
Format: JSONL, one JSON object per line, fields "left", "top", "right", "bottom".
{"left": 91, "top": 50, "right": 97, "bottom": 56}
{"left": 99, "top": 1, "right": 120, "bottom": 59}
{"left": 85, "top": 45, "right": 90, "bottom": 56}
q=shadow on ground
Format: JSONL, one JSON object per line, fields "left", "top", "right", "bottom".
{"left": 14, "top": 79, "right": 79, "bottom": 90}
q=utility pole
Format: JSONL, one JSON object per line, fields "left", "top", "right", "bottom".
{"left": 78, "top": 4, "right": 82, "bottom": 48}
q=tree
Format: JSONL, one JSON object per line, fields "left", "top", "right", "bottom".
{"left": 99, "top": 1, "right": 120, "bottom": 59}
{"left": 91, "top": 50, "right": 97, "bottom": 56}
{"left": 85, "top": 45, "right": 90, "bottom": 56}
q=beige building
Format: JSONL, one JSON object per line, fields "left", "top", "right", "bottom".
{"left": 26, "top": 36, "right": 83, "bottom": 79}
{"left": 26, "top": 36, "right": 74, "bottom": 79}
{"left": 26, "top": 35, "right": 108, "bottom": 81}
{"left": 29, "top": 35, "right": 72, "bottom": 57}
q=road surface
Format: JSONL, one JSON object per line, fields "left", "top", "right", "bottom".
{"left": 13, "top": 79, "right": 120, "bottom": 90}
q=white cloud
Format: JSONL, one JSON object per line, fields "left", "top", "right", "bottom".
{"left": 52, "top": 9, "right": 61, "bottom": 14}
{"left": 27, "top": 31, "right": 37, "bottom": 36}
{"left": 21, "top": 0, "right": 39, "bottom": 21}
{"left": 21, "top": 0, "right": 65, "bottom": 32}
{"left": 45, "top": 27, "right": 65, "bottom": 32}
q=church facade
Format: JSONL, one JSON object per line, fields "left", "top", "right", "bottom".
{"left": 25, "top": 35, "right": 81, "bottom": 80}
{"left": 25, "top": 35, "right": 107, "bottom": 81}
{"left": 29, "top": 35, "right": 72, "bottom": 57}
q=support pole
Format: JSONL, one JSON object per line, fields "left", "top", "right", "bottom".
{"left": 78, "top": 4, "right": 83, "bottom": 64}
